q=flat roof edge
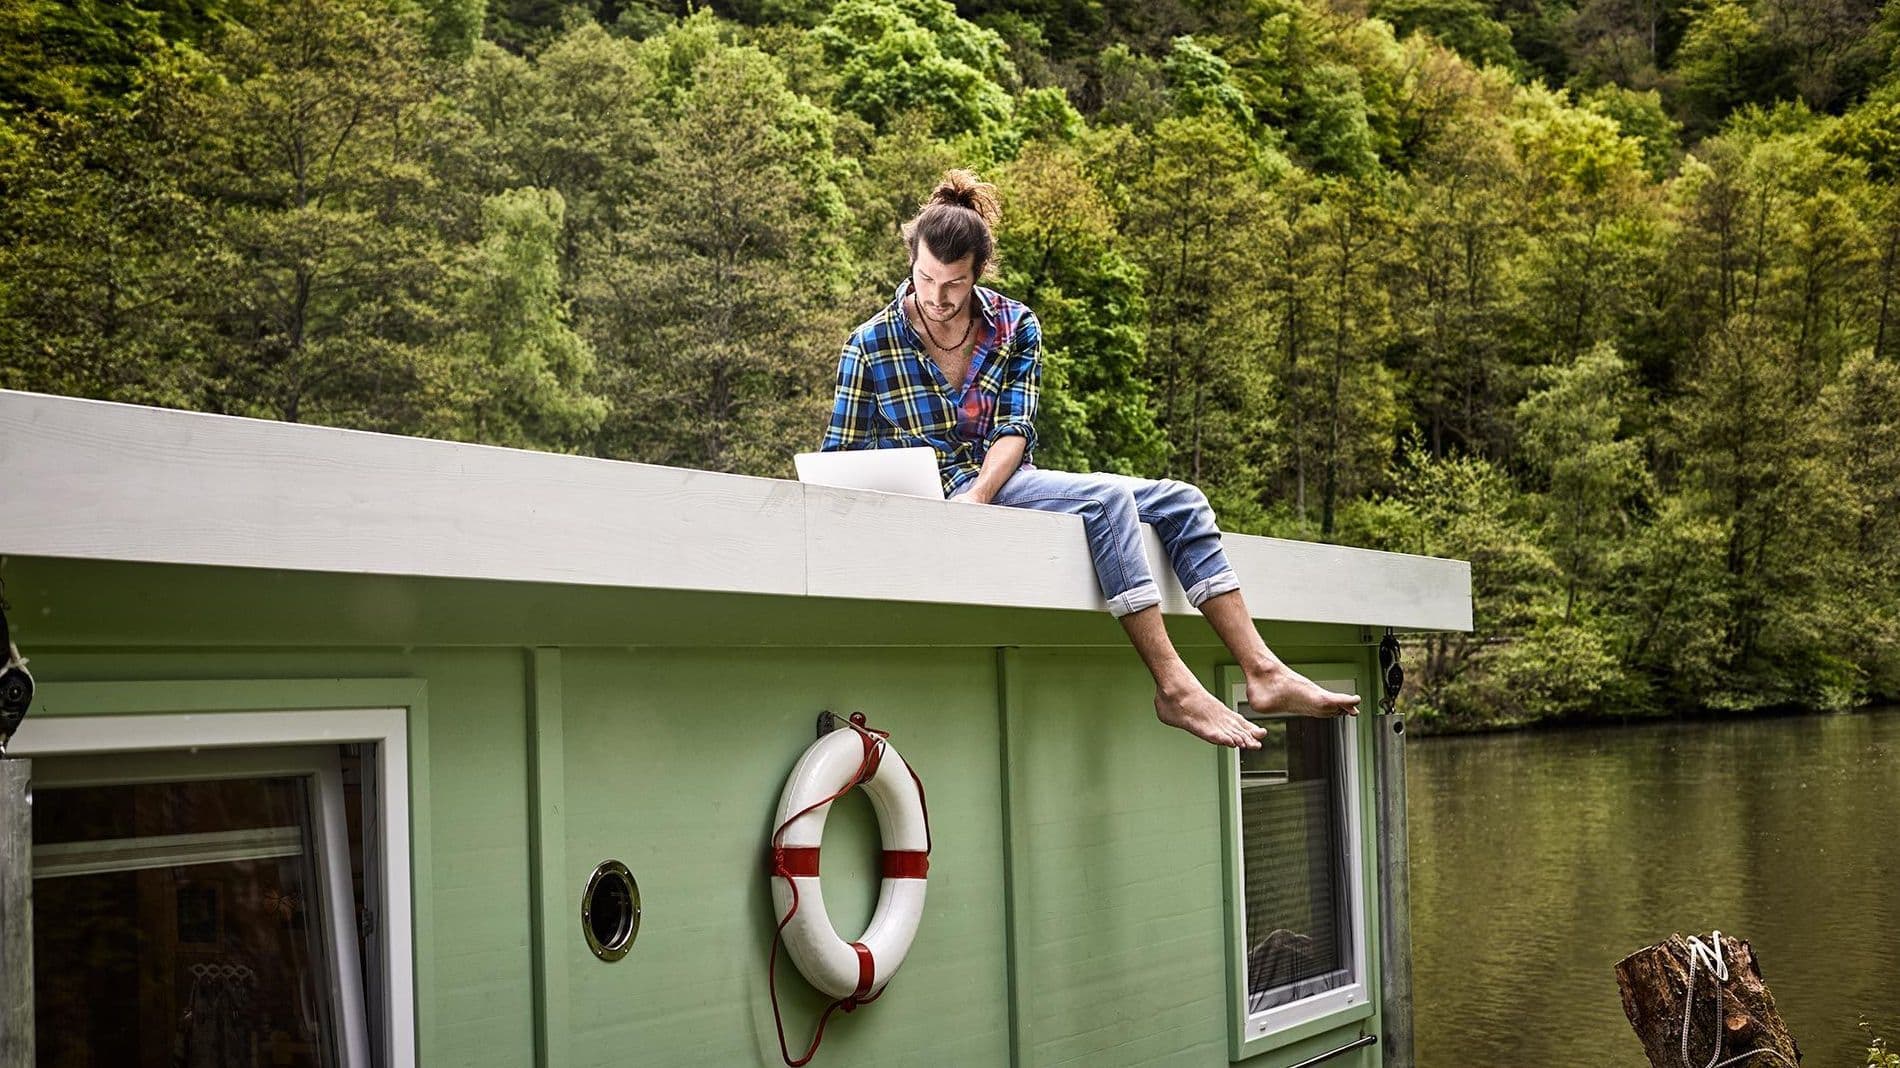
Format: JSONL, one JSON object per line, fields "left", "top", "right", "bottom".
{"left": 0, "top": 390, "right": 1474, "bottom": 631}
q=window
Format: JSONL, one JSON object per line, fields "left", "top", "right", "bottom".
{"left": 31, "top": 747, "right": 372, "bottom": 1067}
{"left": 8, "top": 702, "right": 417, "bottom": 1068}
{"left": 1218, "top": 664, "right": 1371, "bottom": 1060}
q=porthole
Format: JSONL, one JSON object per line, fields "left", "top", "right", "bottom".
{"left": 582, "top": 860, "right": 640, "bottom": 961}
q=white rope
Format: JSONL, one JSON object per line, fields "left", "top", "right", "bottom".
{"left": 1679, "top": 931, "right": 1799, "bottom": 1068}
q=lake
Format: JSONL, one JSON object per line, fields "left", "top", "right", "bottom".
{"left": 1408, "top": 707, "right": 1900, "bottom": 1067}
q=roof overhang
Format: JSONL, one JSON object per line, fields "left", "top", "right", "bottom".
{"left": 0, "top": 390, "right": 1471, "bottom": 632}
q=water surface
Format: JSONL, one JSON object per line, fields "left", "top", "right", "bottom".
{"left": 1409, "top": 708, "right": 1900, "bottom": 1067}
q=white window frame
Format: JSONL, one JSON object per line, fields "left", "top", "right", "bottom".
{"left": 11, "top": 708, "right": 414, "bottom": 1068}
{"left": 1218, "top": 665, "right": 1373, "bottom": 1061}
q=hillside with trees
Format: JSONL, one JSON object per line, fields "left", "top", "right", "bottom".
{"left": 4, "top": 0, "right": 1898, "bottom": 729}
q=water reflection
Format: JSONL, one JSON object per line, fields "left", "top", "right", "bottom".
{"left": 1409, "top": 708, "right": 1900, "bottom": 1067}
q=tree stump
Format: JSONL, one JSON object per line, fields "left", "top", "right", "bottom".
{"left": 1615, "top": 934, "right": 1801, "bottom": 1067}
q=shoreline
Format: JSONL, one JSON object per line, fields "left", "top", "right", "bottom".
{"left": 1406, "top": 700, "right": 1900, "bottom": 739}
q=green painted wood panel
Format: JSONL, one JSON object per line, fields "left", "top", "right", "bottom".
{"left": 1002, "top": 648, "right": 1382, "bottom": 1068}
{"left": 1002, "top": 647, "right": 1233, "bottom": 1067}
{"left": 558, "top": 647, "right": 1013, "bottom": 1068}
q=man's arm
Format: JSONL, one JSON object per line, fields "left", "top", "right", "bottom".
{"left": 958, "top": 434, "right": 1026, "bottom": 504}
{"left": 961, "top": 311, "right": 1042, "bottom": 504}
{"left": 820, "top": 338, "right": 875, "bottom": 451}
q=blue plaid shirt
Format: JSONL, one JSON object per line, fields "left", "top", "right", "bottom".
{"left": 821, "top": 279, "right": 1042, "bottom": 496}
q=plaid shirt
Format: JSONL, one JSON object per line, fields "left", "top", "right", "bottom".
{"left": 821, "top": 279, "right": 1042, "bottom": 497}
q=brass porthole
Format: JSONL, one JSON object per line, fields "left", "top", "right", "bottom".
{"left": 582, "top": 860, "right": 640, "bottom": 961}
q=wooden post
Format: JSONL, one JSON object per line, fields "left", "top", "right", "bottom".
{"left": 1, "top": 758, "right": 32, "bottom": 1068}
{"left": 1615, "top": 933, "right": 1800, "bottom": 1067}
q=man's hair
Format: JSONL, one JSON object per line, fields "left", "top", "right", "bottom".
{"left": 902, "top": 169, "right": 1001, "bottom": 279}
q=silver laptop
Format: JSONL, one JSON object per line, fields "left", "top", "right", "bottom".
{"left": 794, "top": 446, "right": 945, "bottom": 499}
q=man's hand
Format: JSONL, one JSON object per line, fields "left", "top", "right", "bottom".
{"left": 957, "top": 434, "right": 1025, "bottom": 506}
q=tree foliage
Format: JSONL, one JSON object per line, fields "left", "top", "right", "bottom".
{"left": 6, "top": 0, "right": 1900, "bottom": 729}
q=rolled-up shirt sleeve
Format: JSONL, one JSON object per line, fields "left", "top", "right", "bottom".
{"left": 985, "top": 310, "right": 1041, "bottom": 456}
{"left": 821, "top": 338, "right": 875, "bottom": 451}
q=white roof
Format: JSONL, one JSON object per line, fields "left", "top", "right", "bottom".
{"left": 0, "top": 390, "right": 1470, "bottom": 630}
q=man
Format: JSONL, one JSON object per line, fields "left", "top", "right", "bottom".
{"left": 822, "top": 170, "right": 1359, "bottom": 748}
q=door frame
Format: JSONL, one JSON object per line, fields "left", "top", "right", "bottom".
{"left": 31, "top": 744, "right": 370, "bottom": 1065}
{"left": 8, "top": 698, "right": 418, "bottom": 1067}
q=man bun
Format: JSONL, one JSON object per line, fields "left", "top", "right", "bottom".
{"left": 925, "top": 169, "right": 1001, "bottom": 229}
{"left": 903, "top": 168, "right": 1001, "bottom": 277}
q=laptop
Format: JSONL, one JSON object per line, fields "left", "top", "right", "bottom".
{"left": 794, "top": 446, "right": 945, "bottom": 499}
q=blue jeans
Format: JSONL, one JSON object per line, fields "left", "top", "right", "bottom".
{"left": 956, "top": 468, "right": 1242, "bottom": 617}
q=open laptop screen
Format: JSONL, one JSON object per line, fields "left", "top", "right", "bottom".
{"left": 793, "top": 446, "right": 945, "bottom": 499}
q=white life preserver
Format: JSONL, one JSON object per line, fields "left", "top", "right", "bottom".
{"left": 768, "top": 714, "right": 930, "bottom": 1007}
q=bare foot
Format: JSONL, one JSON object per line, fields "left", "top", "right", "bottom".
{"left": 1245, "top": 662, "right": 1360, "bottom": 719}
{"left": 1156, "top": 680, "right": 1268, "bottom": 749}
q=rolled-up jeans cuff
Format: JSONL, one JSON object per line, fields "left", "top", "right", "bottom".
{"left": 1185, "top": 570, "right": 1241, "bottom": 608}
{"left": 1106, "top": 581, "right": 1162, "bottom": 618}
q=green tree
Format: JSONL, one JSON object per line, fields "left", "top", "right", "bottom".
{"left": 0, "top": 0, "right": 242, "bottom": 116}
{"left": 1665, "top": 123, "right": 1878, "bottom": 397}
{"left": 191, "top": 0, "right": 470, "bottom": 430}
{"left": 423, "top": 0, "right": 485, "bottom": 58}
{"left": 811, "top": 0, "right": 1015, "bottom": 138}
{"left": 1811, "top": 352, "right": 1900, "bottom": 699}
{"left": 1505, "top": 83, "right": 1657, "bottom": 364}
{"left": 995, "top": 139, "right": 1165, "bottom": 475}
{"left": 1825, "top": 82, "right": 1900, "bottom": 360}
{"left": 484, "top": 0, "right": 600, "bottom": 53}
{"left": 1384, "top": 69, "right": 1522, "bottom": 459}
{"left": 0, "top": 61, "right": 216, "bottom": 407}
{"left": 1582, "top": 84, "right": 1679, "bottom": 180}
{"left": 585, "top": 34, "right": 856, "bottom": 475}
{"left": 426, "top": 186, "right": 606, "bottom": 449}
{"left": 1515, "top": 342, "right": 1648, "bottom": 623}
{"left": 1292, "top": 62, "right": 1383, "bottom": 177}
{"left": 1371, "top": 0, "right": 1520, "bottom": 70}
{"left": 1119, "top": 113, "right": 1281, "bottom": 518}
{"left": 1338, "top": 437, "right": 1560, "bottom": 725}
{"left": 1008, "top": 85, "right": 1085, "bottom": 145}
{"left": 1163, "top": 35, "right": 1254, "bottom": 128}
{"left": 1669, "top": 313, "right": 1840, "bottom": 707}
{"left": 1608, "top": 494, "right": 1734, "bottom": 708}
{"left": 1673, "top": 0, "right": 1765, "bottom": 132}
{"left": 1303, "top": 175, "right": 1401, "bottom": 538}
{"left": 462, "top": 23, "right": 659, "bottom": 284}
{"left": 1090, "top": 42, "right": 1169, "bottom": 129}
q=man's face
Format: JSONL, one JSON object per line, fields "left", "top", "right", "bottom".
{"left": 910, "top": 244, "right": 975, "bottom": 324}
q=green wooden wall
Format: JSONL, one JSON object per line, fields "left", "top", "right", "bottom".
{"left": 7, "top": 556, "right": 1385, "bottom": 1068}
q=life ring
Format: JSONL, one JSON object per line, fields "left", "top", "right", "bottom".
{"left": 766, "top": 713, "right": 930, "bottom": 1065}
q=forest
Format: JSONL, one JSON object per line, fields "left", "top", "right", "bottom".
{"left": 3, "top": 0, "right": 1898, "bottom": 730}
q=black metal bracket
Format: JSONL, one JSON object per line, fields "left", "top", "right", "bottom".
{"left": 0, "top": 586, "right": 35, "bottom": 755}
{"left": 814, "top": 710, "right": 869, "bottom": 739}
{"left": 1377, "top": 627, "right": 1402, "bottom": 717}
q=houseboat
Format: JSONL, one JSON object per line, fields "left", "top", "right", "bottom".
{"left": 0, "top": 389, "right": 1470, "bottom": 1067}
